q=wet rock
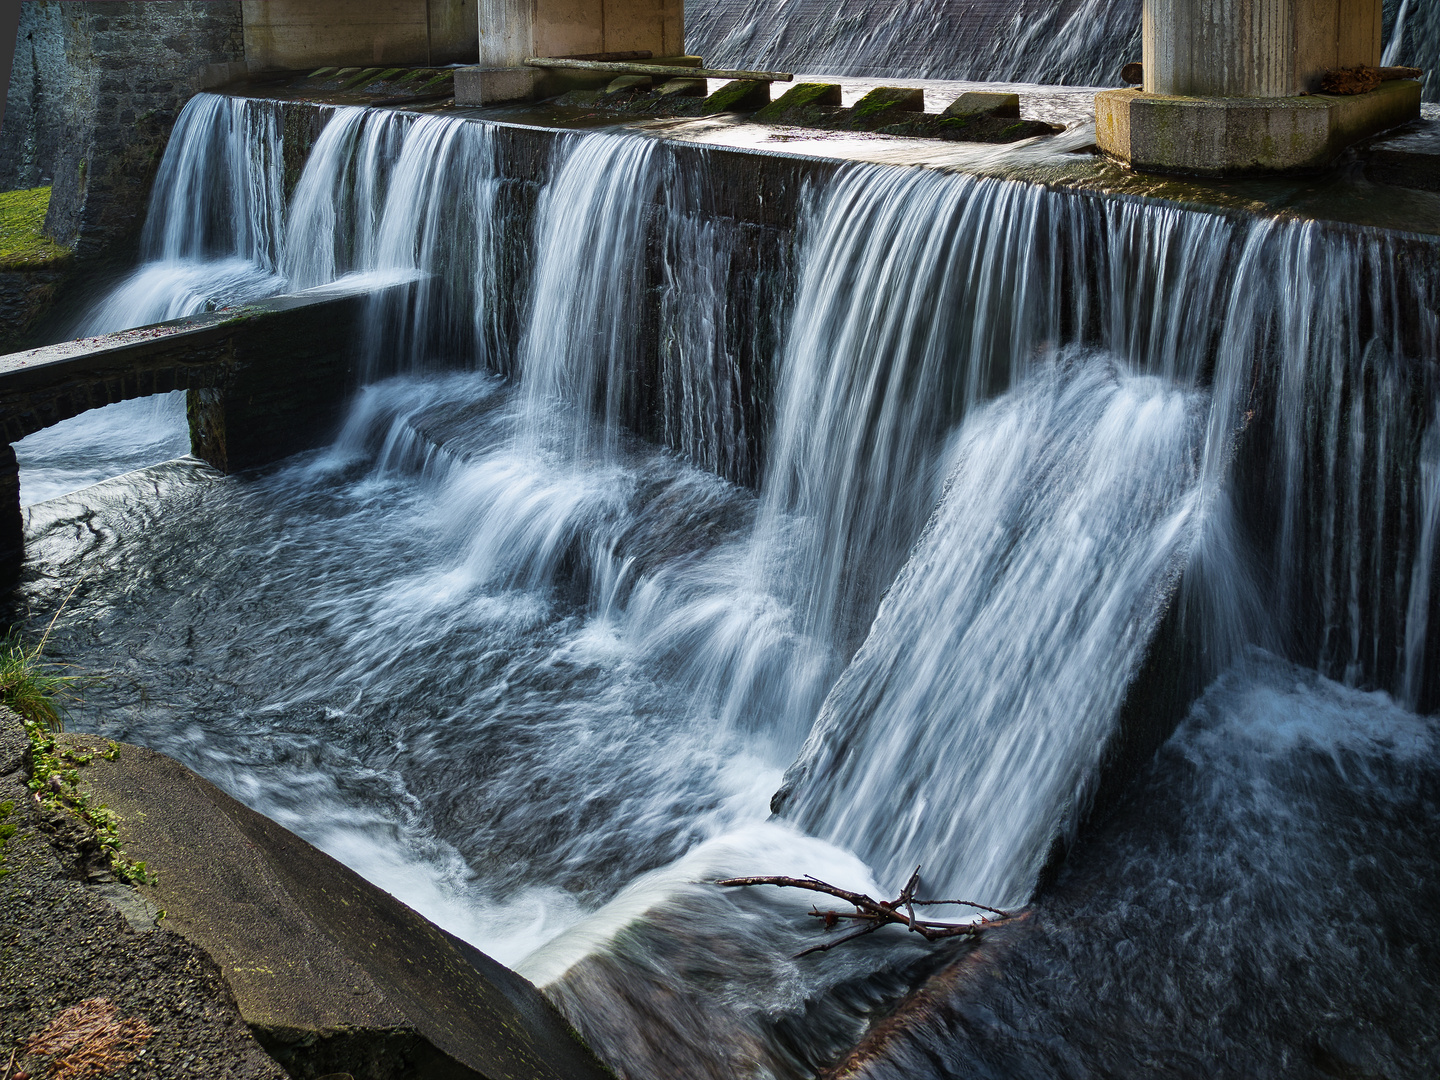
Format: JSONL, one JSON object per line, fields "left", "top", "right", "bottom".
{"left": 849, "top": 86, "right": 926, "bottom": 123}
{"left": 606, "top": 75, "right": 653, "bottom": 93}
{"left": 657, "top": 78, "right": 708, "bottom": 98}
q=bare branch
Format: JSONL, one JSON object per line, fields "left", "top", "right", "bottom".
{"left": 715, "top": 868, "right": 1014, "bottom": 957}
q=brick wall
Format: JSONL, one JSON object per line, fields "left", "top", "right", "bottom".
{"left": 1, "top": 2, "right": 244, "bottom": 260}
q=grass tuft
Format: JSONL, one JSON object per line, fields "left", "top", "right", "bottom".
{"left": 0, "top": 632, "right": 82, "bottom": 731}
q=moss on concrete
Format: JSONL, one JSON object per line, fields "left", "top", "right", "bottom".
{"left": 701, "top": 80, "right": 771, "bottom": 114}
{"left": 851, "top": 86, "right": 925, "bottom": 120}
{"left": 753, "top": 82, "right": 842, "bottom": 122}
{"left": 0, "top": 187, "right": 70, "bottom": 270}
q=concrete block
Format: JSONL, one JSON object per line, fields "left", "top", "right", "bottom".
{"left": 756, "top": 81, "right": 842, "bottom": 115}
{"left": 658, "top": 78, "right": 708, "bottom": 97}
{"left": 853, "top": 86, "right": 926, "bottom": 117}
{"left": 942, "top": 91, "right": 1020, "bottom": 118}
{"left": 1095, "top": 79, "right": 1422, "bottom": 176}
{"left": 455, "top": 65, "right": 537, "bottom": 105}
{"left": 701, "top": 80, "right": 771, "bottom": 114}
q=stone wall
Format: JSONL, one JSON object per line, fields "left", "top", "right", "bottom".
{"left": 0, "top": 2, "right": 244, "bottom": 260}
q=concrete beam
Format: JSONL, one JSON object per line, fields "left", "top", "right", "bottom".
{"left": 461, "top": 0, "right": 684, "bottom": 103}
{"left": 242, "top": 0, "right": 479, "bottom": 70}
{"left": 0, "top": 277, "right": 414, "bottom": 571}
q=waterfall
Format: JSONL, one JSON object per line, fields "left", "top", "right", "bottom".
{"left": 77, "top": 94, "right": 291, "bottom": 335}
{"left": 1384, "top": 0, "right": 1412, "bottom": 67}
{"left": 778, "top": 355, "right": 1207, "bottom": 907}
{"left": 25, "top": 90, "right": 1440, "bottom": 1080}
{"left": 518, "top": 134, "right": 661, "bottom": 456}
{"left": 685, "top": 0, "right": 1141, "bottom": 86}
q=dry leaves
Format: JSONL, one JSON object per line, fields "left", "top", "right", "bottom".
{"left": 24, "top": 998, "right": 152, "bottom": 1080}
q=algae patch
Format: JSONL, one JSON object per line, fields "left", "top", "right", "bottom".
{"left": 0, "top": 186, "right": 71, "bottom": 270}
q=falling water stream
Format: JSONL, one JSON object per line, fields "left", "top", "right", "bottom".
{"left": 11, "top": 93, "right": 1440, "bottom": 1078}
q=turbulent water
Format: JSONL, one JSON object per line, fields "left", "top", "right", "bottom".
{"left": 14, "top": 92, "right": 1440, "bottom": 1080}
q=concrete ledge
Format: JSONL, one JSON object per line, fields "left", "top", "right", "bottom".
{"left": 64, "top": 733, "right": 614, "bottom": 1080}
{"left": 1096, "top": 79, "right": 1423, "bottom": 176}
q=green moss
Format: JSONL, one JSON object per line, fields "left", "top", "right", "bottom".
{"left": 0, "top": 799, "right": 15, "bottom": 880}
{"left": 701, "top": 80, "right": 770, "bottom": 114}
{"left": 754, "top": 82, "right": 842, "bottom": 122}
{"left": 850, "top": 87, "right": 925, "bottom": 120}
{"left": 0, "top": 187, "right": 70, "bottom": 270}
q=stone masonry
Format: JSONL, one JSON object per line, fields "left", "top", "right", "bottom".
{"left": 1, "top": 2, "right": 244, "bottom": 260}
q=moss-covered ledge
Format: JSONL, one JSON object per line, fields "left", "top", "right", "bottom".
{"left": 0, "top": 187, "right": 73, "bottom": 353}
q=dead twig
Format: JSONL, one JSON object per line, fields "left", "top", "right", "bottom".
{"left": 716, "top": 865, "right": 1012, "bottom": 958}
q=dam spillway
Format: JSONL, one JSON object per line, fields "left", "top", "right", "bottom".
{"left": 8, "top": 84, "right": 1440, "bottom": 1079}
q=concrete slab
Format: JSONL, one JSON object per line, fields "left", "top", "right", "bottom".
{"left": 63, "top": 733, "right": 614, "bottom": 1080}
{"left": 1096, "top": 78, "right": 1422, "bottom": 176}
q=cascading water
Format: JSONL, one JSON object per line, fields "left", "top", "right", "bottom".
{"left": 778, "top": 356, "right": 1208, "bottom": 908}
{"left": 18, "top": 88, "right": 1440, "bottom": 1080}
{"left": 15, "top": 94, "right": 297, "bottom": 501}
{"left": 685, "top": 0, "right": 1142, "bottom": 86}
{"left": 685, "top": 0, "right": 1437, "bottom": 101}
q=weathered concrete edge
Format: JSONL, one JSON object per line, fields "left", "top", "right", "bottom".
{"left": 0, "top": 277, "right": 410, "bottom": 394}
{"left": 61, "top": 731, "right": 615, "bottom": 1080}
{"left": 1094, "top": 79, "right": 1423, "bottom": 176}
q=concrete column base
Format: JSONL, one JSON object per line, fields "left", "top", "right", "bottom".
{"left": 454, "top": 66, "right": 537, "bottom": 105}
{"left": 1095, "top": 79, "right": 1422, "bottom": 176}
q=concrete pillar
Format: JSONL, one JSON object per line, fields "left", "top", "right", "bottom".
{"left": 1098, "top": 0, "right": 1417, "bottom": 174}
{"left": 1144, "top": 0, "right": 1383, "bottom": 96}
{"left": 460, "top": 0, "right": 685, "bottom": 104}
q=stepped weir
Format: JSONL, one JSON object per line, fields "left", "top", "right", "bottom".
{"left": 1, "top": 2, "right": 1438, "bottom": 1079}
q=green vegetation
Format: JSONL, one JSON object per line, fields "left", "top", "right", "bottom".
{"left": 0, "top": 799, "right": 15, "bottom": 880}
{"left": 0, "top": 602, "right": 148, "bottom": 885}
{"left": 0, "top": 628, "right": 82, "bottom": 731}
{"left": 754, "top": 82, "right": 842, "bottom": 123}
{"left": 24, "top": 718, "right": 152, "bottom": 885}
{"left": 0, "top": 186, "right": 70, "bottom": 270}
{"left": 701, "top": 80, "right": 770, "bottom": 114}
